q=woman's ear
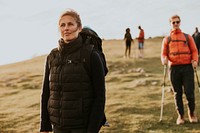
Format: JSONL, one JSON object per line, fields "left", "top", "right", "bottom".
{"left": 78, "top": 26, "right": 82, "bottom": 33}
{"left": 79, "top": 26, "right": 82, "bottom": 31}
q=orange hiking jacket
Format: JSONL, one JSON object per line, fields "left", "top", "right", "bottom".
{"left": 161, "top": 29, "right": 198, "bottom": 66}
{"left": 138, "top": 29, "right": 144, "bottom": 43}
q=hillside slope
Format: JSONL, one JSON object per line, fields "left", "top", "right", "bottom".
{"left": 1, "top": 37, "right": 200, "bottom": 133}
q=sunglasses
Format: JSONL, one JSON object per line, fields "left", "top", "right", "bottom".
{"left": 172, "top": 21, "right": 180, "bottom": 25}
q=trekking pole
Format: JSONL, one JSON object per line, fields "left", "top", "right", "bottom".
{"left": 159, "top": 65, "right": 167, "bottom": 122}
{"left": 194, "top": 68, "right": 200, "bottom": 93}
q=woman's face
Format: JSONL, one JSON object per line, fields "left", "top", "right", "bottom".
{"left": 59, "top": 15, "right": 82, "bottom": 43}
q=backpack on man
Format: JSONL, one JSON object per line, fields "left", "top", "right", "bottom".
{"left": 166, "top": 33, "right": 191, "bottom": 55}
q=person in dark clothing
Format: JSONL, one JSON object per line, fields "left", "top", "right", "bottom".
{"left": 40, "top": 9, "right": 106, "bottom": 133}
{"left": 192, "top": 27, "right": 200, "bottom": 66}
{"left": 192, "top": 27, "right": 200, "bottom": 54}
{"left": 124, "top": 28, "right": 133, "bottom": 58}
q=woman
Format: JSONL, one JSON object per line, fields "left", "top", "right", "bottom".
{"left": 124, "top": 28, "right": 133, "bottom": 58}
{"left": 40, "top": 9, "right": 106, "bottom": 133}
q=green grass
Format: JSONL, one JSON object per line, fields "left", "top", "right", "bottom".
{"left": 0, "top": 38, "right": 200, "bottom": 133}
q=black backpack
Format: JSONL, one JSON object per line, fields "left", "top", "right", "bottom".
{"left": 80, "top": 27, "right": 108, "bottom": 76}
{"left": 80, "top": 27, "right": 109, "bottom": 127}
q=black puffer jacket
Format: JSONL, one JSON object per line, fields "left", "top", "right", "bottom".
{"left": 40, "top": 36, "right": 106, "bottom": 133}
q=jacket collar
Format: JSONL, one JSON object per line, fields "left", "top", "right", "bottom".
{"left": 170, "top": 29, "right": 182, "bottom": 35}
{"left": 58, "top": 35, "right": 82, "bottom": 57}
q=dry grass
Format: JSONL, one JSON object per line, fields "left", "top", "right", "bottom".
{"left": 0, "top": 37, "right": 200, "bottom": 133}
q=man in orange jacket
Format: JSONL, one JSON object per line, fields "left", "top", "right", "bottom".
{"left": 161, "top": 14, "right": 198, "bottom": 125}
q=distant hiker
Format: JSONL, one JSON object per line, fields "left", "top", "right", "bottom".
{"left": 40, "top": 9, "right": 107, "bottom": 133}
{"left": 124, "top": 28, "right": 133, "bottom": 58}
{"left": 192, "top": 27, "right": 200, "bottom": 66}
{"left": 192, "top": 27, "right": 200, "bottom": 54}
{"left": 137, "top": 26, "right": 145, "bottom": 58}
{"left": 161, "top": 14, "right": 198, "bottom": 125}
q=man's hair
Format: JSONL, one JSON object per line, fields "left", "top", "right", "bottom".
{"left": 169, "top": 14, "right": 181, "bottom": 23}
{"left": 138, "top": 26, "right": 141, "bottom": 29}
{"left": 58, "top": 9, "right": 82, "bottom": 27}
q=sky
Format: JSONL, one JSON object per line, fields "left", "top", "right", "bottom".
{"left": 0, "top": 0, "right": 200, "bottom": 65}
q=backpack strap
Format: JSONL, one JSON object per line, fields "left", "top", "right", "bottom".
{"left": 80, "top": 37, "right": 94, "bottom": 77}
{"left": 167, "top": 36, "right": 171, "bottom": 45}
{"left": 183, "top": 33, "right": 189, "bottom": 45}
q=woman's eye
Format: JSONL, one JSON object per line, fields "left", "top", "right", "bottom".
{"left": 68, "top": 22, "right": 74, "bottom": 26}
{"left": 60, "top": 23, "right": 65, "bottom": 27}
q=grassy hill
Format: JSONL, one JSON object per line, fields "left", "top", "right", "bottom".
{"left": 0, "top": 37, "right": 200, "bottom": 133}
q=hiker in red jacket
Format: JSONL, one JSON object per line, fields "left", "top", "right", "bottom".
{"left": 161, "top": 14, "right": 198, "bottom": 125}
{"left": 137, "top": 26, "right": 145, "bottom": 58}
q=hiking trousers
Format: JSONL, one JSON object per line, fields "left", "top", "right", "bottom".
{"left": 170, "top": 64, "right": 195, "bottom": 116}
{"left": 53, "top": 127, "right": 87, "bottom": 133}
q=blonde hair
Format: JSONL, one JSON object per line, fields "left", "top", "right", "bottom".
{"left": 58, "top": 9, "right": 82, "bottom": 27}
{"left": 169, "top": 14, "right": 181, "bottom": 23}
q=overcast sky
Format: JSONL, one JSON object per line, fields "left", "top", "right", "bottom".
{"left": 1, "top": 0, "right": 200, "bottom": 65}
